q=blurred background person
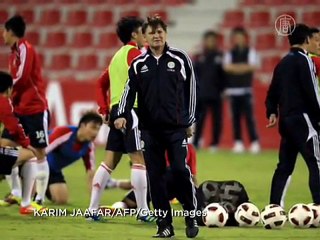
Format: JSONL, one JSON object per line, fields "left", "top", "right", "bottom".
{"left": 223, "top": 27, "right": 260, "bottom": 154}
{"left": 193, "top": 30, "right": 225, "bottom": 152}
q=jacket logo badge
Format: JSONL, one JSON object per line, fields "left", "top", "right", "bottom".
{"left": 140, "top": 65, "right": 149, "bottom": 73}
{"left": 167, "top": 61, "right": 175, "bottom": 69}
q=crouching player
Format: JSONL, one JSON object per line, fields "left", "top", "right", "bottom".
{"left": 33, "top": 112, "right": 103, "bottom": 205}
{"left": 0, "top": 71, "right": 45, "bottom": 214}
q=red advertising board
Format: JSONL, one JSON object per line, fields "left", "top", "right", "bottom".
{"left": 46, "top": 81, "right": 108, "bottom": 144}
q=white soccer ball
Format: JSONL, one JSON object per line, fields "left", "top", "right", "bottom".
{"left": 308, "top": 203, "right": 320, "bottom": 227}
{"left": 261, "top": 204, "right": 287, "bottom": 229}
{"left": 202, "top": 203, "right": 229, "bottom": 227}
{"left": 288, "top": 203, "right": 314, "bottom": 228}
{"left": 235, "top": 202, "right": 260, "bottom": 227}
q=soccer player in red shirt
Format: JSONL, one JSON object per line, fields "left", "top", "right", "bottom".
{"left": 2, "top": 15, "right": 49, "bottom": 208}
{"left": 0, "top": 71, "right": 45, "bottom": 214}
{"left": 88, "top": 17, "right": 151, "bottom": 222}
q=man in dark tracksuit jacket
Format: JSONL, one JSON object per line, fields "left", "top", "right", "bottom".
{"left": 193, "top": 31, "right": 225, "bottom": 150}
{"left": 115, "top": 16, "right": 198, "bottom": 238}
{"left": 265, "top": 24, "right": 320, "bottom": 207}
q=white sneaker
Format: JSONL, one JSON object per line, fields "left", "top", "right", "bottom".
{"left": 249, "top": 141, "right": 261, "bottom": 154}
{"left": 232, "top": 141, "right": 245, "bottom": 153}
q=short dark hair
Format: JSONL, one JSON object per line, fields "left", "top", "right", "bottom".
{"left": 309, "top": 27, "right": 320, "bottom": 37}
{"left": 231, "top": 26, "right": 247, "bottom": 36}
{"left": 4, "top": 15, "right": 26, "bottom": 38}
{"left": 203, "top": 30, "right": 218, "bottom": 39}
{"left": 0, "top": 71, "right": 13, "bottom": 93}
{"left": 142, "top": 15, "right": 167, "bottom": 34}
{"left": 78, "top": 112, "right": 103, "bottom": 127}
{"left": 116, "top": 16, "right": 143, "bottom": 45}
{"left": 288, "top": 24, "right": 310, "bottom": 46}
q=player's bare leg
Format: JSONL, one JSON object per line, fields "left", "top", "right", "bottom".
{"left": 48, "top": 183, "right": 69, "bottom": 205}
{"left": 87, "top": 151, "right": 122, "bottom": 220}
{"left": 0, "top": 138, "right": 17, "bottom": 148}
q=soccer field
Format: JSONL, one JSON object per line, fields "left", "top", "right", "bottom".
{"left": 0, "top": 148, "right": 319, "bottom": 240}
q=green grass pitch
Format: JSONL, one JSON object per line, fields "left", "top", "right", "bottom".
{"left": 0, "top": 148, "right": 319, "bottom": 239}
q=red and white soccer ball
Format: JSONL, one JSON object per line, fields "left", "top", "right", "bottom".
{"left": 260, "top": 204, "right": 287, "bottom": 229}
{"left": 202, "top": 203, "right": 229, "bottom": 227}
{"left": 308, "top": 203, "right": 320, "bottom": 227}
{"left": 235, "top": 202, "right": 260, "bottom": 227}
{"left": 288, "top": 203, "right": 314, "bottom": 228}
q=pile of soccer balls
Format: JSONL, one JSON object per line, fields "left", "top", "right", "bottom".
{"left": 202, "top": 202, "right": 320, "bottom": 229}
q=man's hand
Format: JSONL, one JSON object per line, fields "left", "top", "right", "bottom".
{"left": 186, "top": 126, "right": 194, "bottom": 138}
{"left": 27, "top": 145, "right": 43, "bottom": 160}
{"left": 266, "top": 114, "right": 277, "bottom": 128}
{"left": 100, "top": 114, "right": 109, "bottom": 125}
{"left": 114, "top": 118, "right": 127, "bottom": 130}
